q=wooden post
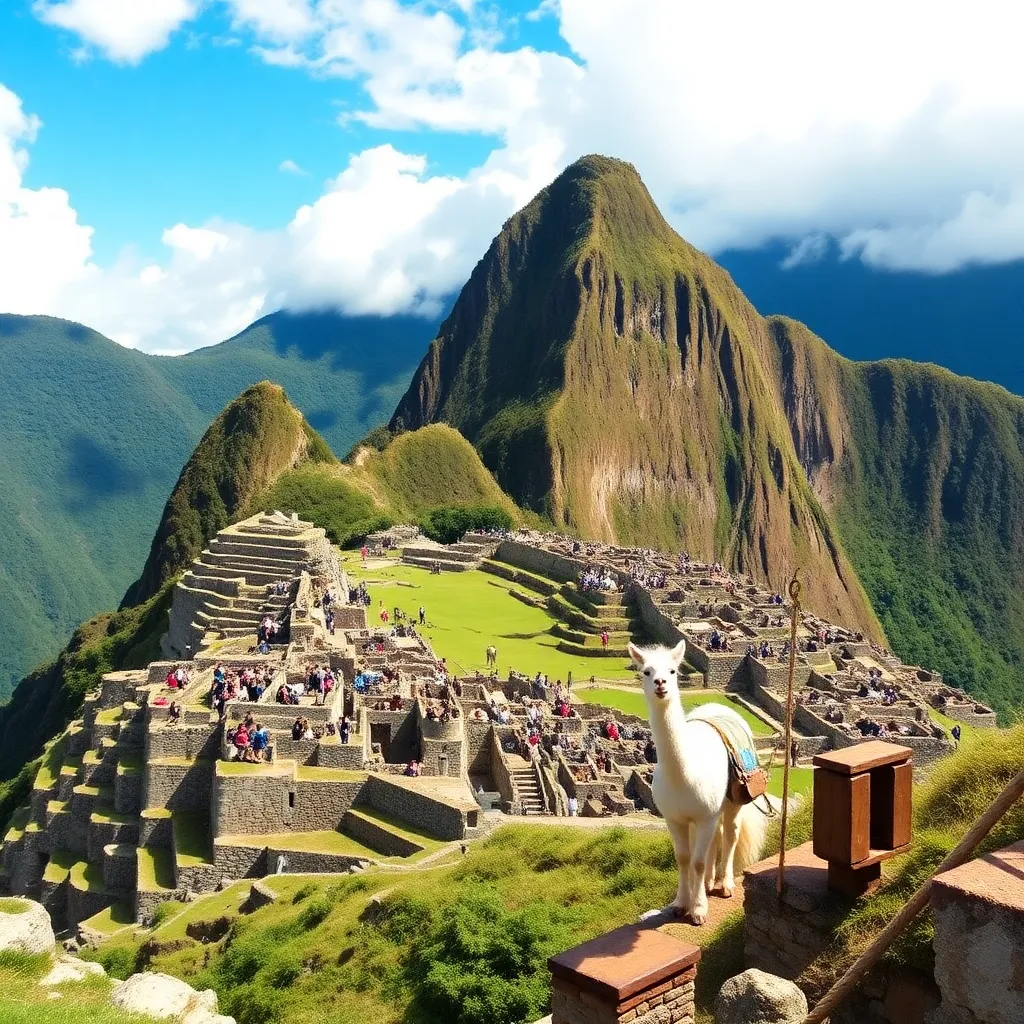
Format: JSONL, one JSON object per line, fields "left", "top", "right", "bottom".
{"left": 777, "top": 572, "right": 801, "bottom": 896}
{"left": 803, "top": 763, "right": 1024, "bottom": 1024}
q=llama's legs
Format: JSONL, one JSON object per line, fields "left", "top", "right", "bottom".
{"left": 665, "top": 819, "right": 692, "bottom": 915}
{"left": 704, "top": 823, "right": 721, "bottom": 895}
{"left": 688, "top": 817, "right": 719, "bottom": 925}
{"left": 712, "top": 801, "right": 742, "bottom": 898}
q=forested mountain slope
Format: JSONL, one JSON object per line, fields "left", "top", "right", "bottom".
{"left": 0, "top": 311, "right": 431, "bottom": 697}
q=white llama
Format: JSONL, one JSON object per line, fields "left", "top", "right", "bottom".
{"left": 630, "top": 641, "right": 768, "bottom": 925}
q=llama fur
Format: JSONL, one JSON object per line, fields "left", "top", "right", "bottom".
{"left": 630, "top": 640, "right": 768, "bottom": 925}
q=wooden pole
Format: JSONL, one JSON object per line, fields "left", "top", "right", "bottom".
{"left": 803, "top": 763, "right": 1024, "bottom": 1024}
{"left": 777, "top": 573, "right": 801, "bottom": 896}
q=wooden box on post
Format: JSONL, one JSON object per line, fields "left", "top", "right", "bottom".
{"left": 812, "top": 740, "right": 913, "bottom": 898}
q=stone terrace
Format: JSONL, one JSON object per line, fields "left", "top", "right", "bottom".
{"left": 1, "top": 522, "right": 992, "bottom": 934}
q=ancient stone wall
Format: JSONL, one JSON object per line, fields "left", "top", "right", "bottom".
{"left": 143, "top": 760, "right": 212, "bottom": 811}
{"left": 212, "top": 771, "right": 290, "bottom": 836}
{"left": 630, "top": 585, "right": 686, "bottom": 649}
{"left": 102, "top": 847, "right": 136, "bottom": 891}
{"left": 343, "top": 811, "right": 422, "bottom": 857}
{"left": 146, "top": 724, "right": 220, "bottom": 761}
{"left": 291, "top": 779, "right": 363, "bottom": 831}
{"left": 139, "top": 812, "right": 172, "bottom": 848}
{"left": 494, "top": 539, "right": 583, "bottom": 583}
{"left": 930, "top": 841, "right": 1024, "bottom": 1024}
{"left": 361, "top": 775, "right": 469, "bottom": 840}
{"left": 464, "top": 720, "right": 494, "bottom": 778}
{"left": 314, "top": 742, "right": 364, "bottom": 770}
{"left": 68, "top": 883, "right": 113, "bottom": 930}
{"left": 214, "top": 841, "right": 266, "bottom": 879}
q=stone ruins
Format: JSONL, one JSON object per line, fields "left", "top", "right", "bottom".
{"left": 0, "top": 514, "right": 995, "bottom": 939}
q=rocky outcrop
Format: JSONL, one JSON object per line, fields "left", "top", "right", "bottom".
{"left": 111, "top": 972, "right": 235, "bottom": 1024}
{"left": 0, "top": 896, "right": 56, "bottom": 953}
{"left": 714, "top": 968, "right": 808, "bottom": 1024}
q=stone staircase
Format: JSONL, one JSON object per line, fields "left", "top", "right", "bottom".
{"left": 511, "top": 766, "right": 546, "bottom": 814}
{"left": 401, "top": 533, "right": 499, "bottom": 573}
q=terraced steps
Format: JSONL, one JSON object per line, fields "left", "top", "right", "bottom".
{"left": 547, "top": 592, "right": 634, "bottom": 632}
{"left": 481, "top": 559, "right": 561, "bottom": 596}
{"left": 550, "top": 623, "right": 633, "bottom": 648}
{"left": 510, "top": 767, "right": 545, "bottom": 814}
{"left": 341, "top": 807, "right": 443, "bottom": 859}
{"left": 401, "top": 554, "right": 476, "bottom": 572}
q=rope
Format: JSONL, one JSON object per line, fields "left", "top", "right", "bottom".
{"left": 803, "top": 763, "right": 1024, "bottom": 1023}
{"left": 777, "top": 571, "right": 801, "bottom": 897}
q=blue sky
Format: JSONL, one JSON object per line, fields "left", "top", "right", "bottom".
{"left": 1, "top": 1, "right": 1023, "bottom": 353}
{"left": 0, "top": 1, "right": 564, "bottom": 264}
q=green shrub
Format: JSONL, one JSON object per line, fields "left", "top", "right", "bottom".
{"left": 290, "top": 882, "right": 316, "bottom": 905}
{"left": 297, "top": 896, "right": 332, "bottom": 931}
{"left": 405, "top": 887, "right": 575, "bottom": 1024}
{"left": 252, "top": 466, "right": 394, "bottom": 547}
{"left": 150, "top": 900, "right": 178, "bottom": 928}
{"left": 419, "top": 505, "right": 513, "bottom": 545}
{"left": 94, "top": 943, "right": 138, "bottom": 980}
{"left": 265, "top": 950, "right": 302, "bottom": 988}
{"left": 223, "top": 981, "right": 285, "bottom": 1024}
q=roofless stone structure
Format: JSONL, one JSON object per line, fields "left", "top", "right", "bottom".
{"left": 0, "top": 519, "right": 994, "bottom": 937}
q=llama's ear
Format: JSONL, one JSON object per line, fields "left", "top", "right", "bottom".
{"left": 670, "top": 639, "right": 687, "bottom": 666}
{"left": 628, "top": 643, "right": 644, "bottom": 668}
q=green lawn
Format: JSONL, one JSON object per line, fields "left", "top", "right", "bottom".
{"left": 766, "top": 766, "right": 814, "bottom": 800}
{"left": 220, "top": 830, "right": 376, "bottom": 857}
{"left": 576, "top": 687, "right": 775, "bottom": 737}
{"left": 137, "top": 847, "right": 175, "bottom": 891}
{"left": 173, "top": 811, "right": 213, "bottom": 866}
{"left": 344, "top": 559, "right": 636, "bottom": 682}
{"left": 79, "top": 902, "right": 134, "bottom": 935}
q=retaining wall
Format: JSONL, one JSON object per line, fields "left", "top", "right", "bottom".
{"left": 361, "top": 774, "right": 470, "bottom": 840}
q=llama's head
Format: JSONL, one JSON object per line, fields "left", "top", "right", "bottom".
{"left": 629, "top": 641, "right": 687, "bottom": 705}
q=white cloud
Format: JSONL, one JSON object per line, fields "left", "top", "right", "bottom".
{"left": 525, "top": 0, "right": 559, "bottom": 22}
{"left": 224, "top": 0, "right": 316, "bottom": 43}
{"left": 0, "top": 87, "right": 539, "bottom": 351}
{"left": 278, "top": 158, "right": 308, "bottom": 175}
{"left": 33, "top": 0, "right": 198, "bottom": 64}
{"left": 0, "top": 85, "right": 96, "bottom": 315}
{"left": 15, "top": 0, "right": 1024, "bottom": 352}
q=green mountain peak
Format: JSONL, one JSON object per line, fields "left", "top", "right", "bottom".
{"left": 124, "top": 381, "right": 333, "bottom": 605}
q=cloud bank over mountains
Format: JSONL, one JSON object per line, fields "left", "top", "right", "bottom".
{"left": 7, "top": 0, "right": 1024, "bottom": 352}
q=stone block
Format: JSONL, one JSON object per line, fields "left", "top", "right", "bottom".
{"left": 930, "top": 840, "right": 1024, "bottom": 1024}
{"left": 549, "top": 924, "right": 699, "bottom": 1024}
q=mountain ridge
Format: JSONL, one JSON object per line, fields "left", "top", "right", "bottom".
{"left": 393, "top": 155, "right": 883, "bottom": 640}
{"left": 391, "top": 153, "right": 1024, "bottom": 712}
